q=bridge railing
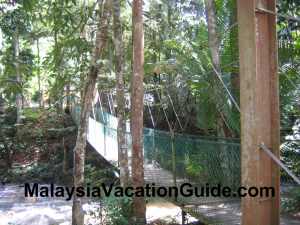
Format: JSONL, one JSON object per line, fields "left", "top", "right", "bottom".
{"left": 71, "top": 102, "right": 300, "bottom": 207}
{"left": 143, "top": 128, "right": 241, "bottom": 190}
{"left": 71, "top": 102, "right": 241, "bottom": 190}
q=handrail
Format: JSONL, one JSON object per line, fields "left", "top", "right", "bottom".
{"left": 260, "top": 143, "right": 300, "bottom": 185}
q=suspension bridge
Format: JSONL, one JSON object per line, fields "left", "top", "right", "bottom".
{"left": 70, "top": 91, "right": 299, "bottom": 225}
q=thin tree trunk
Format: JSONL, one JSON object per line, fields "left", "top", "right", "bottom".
{"left": 131, "top": 0, "right": 146, "bottom": 224}
{"left": 54, "top": 28, "right": 65, "bottom": 113}
{"left": 54, "top": 30, "right": 61, "bottom": 113}
{"left": 37, "top": 38, "right": 43, "bottom": 108}
{"left": 205, "top": 0, "right": 234, "bottom": 186}
{"left": 63, "top": 137, "right": 68, "bottom": 174}
{"left": 229, "top": 0, "right": 240, "bottom": 129}
{"left": 54, "top": 30, "right": 58, "bottom": 110}
{"left": 72, "top": 1, "right": 112, "bottom": 225}
{"left": 65, "top": 83, "right": 71, "bottom": 114}
{"left": 14, "top": 30, "right": 22, "bottom": 124}
{"left": 113, "top": 0, "right": 129, "bottom": 187}
{"left": 204, "top": 0, "right": 227, "bottom": 137}
{"left": 205, "top": 0, "right": 220, "bottom": 73}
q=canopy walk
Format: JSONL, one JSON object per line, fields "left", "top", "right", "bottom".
{"left": 70, "top": 103, "right": 299, "bottom": 225}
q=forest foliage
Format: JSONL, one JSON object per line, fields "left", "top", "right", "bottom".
{"left": 0, "top": 0, "right": 300, "bottom": 221}
{"left": 0, "top": 0, "right": 299, "bottom": 138}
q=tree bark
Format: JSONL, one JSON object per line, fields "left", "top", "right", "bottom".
{"left": 205, "top": 0, "right": 234, "bottom": 186}
{"left": 37, "top": 38, "right": 43, "bottom": 108}
{"left": 229, "top": 0, "right": 240, "bottom": 135}
{"left": 204, "top": 0, "right": 227, "bottom": 137}
{"left": 72, "top": 1, "right": 112, "bottom": 225}
{"left": 53, "top": 23, "right": 65, "bottom": 113}
{"left": 65, "top": 82, "right": 71, "bottom": 114}
{"left": 14, "top": 30, "right": 22, "bottom": 124}
{"left": 113, "top": 0, "right": 129, "bottom": 187}
{"left": 131, "top": 0, "right": 146, "bottom": 224}
{"left": 205, "top": 0, "right": 220, "bottom": 72}
{"left": 63, "top": 137, "right": 68, "bottom": 175}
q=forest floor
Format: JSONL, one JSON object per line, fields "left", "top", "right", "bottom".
{"left": 0, "top": 184, "right": 194, "bottom": 225}
{"left": 0, "top": 185, "right": 195, "bottom": 225}
{"left": 1, "top": 184, "right": 300, "bottom": 225}
{"left": 0, "top": 107, "right": 76, "bottom": 185}
{"left": 0, "top": 107, "right": 188, "bottom": 225}
{"left": 0, "top": 107, "right": 115, "bottom": 185}
{"left": 0, "top": 107, "right": 299, "bottom": 225}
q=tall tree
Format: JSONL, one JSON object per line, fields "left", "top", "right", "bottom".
{"left": 113, "top": 0, "right": 129, "bottom": 186}
{"left": 204, "top": 0, "right": 220, "bottom": 71}
{"left": 0, "top": 6, "right": 31, "bottom": 124}
{"left": 131, "top": 0, "right": 146, "bottom": 224}
{"left": 204, "top": 0, "right": 228, "bottom": 137}
{"left": 36, "top": 38, "right": 43, "bottom": 108}
{"left": 14, "top": 29, "right": 22, "bottom": 124}
{"left": 228, "top": 0, "right": 240, "bottom": 138}
{"left": 72, "top": 1, "right": 112, "bottom": 224}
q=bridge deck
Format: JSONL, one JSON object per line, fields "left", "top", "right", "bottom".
{"left": 145, "top": 163, "right": 299, "bottom": 225}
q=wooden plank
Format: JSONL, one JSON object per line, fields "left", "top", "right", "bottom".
{"left": 237, "top": 0, "right": 280, "bottom": 225}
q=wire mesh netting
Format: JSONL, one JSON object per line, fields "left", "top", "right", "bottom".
{"left": 70, "top": 102, "right": 300, "bottom": 224}
{"left": 143, "top": 128, "right": 241, "bottom": 189}
{"left": 71, "top": 103, "right": 241, "bottom": 190}
{"left": 72, "top": 102, "right": 300, "bottom": 187}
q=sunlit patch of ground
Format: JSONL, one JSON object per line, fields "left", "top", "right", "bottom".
{"left": 0, "top": 185, "right": 198, "bottom": 225}
{"left": 146, "top": 199, "right": 198, "bottom": 224}
{"left": 0, "top": 185, "right": 102, "bottom": 225}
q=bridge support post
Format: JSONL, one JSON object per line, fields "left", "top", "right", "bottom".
{"left": 237, "top": 0, "right": 280, "bottom": 225}
{"left": 181, "top": 206, "right": 186, "bottom": 225}
{"left": 170, "top": 130, "right": 178, "bottom": 202}
{"left": 171, "top": 130, "right": 177, "bottom": 186}
{"left": 103, "top": 123, "right": 107, "bottom": 157}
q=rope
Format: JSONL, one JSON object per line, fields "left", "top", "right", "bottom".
{"left": 223, "top": 22, "right": 238, "bottom": 36}
{"left": 98, "top": 90, "right": 105, "bottom": 123}
{"left": 207, "top": 24, "right": 299, "bottom": 185}
{"left": 165, "top": 89, "right": 184, "bottom": 131}
{"left": 260, "top": 143, "right": 300, "bottom": 185}
{"left": 98, "top": 90, "right": 107, "bottom": 156}
{"left": 106, "top": 92, "right": 113, "bottom": 115}
{"left": 256, "top": 7, "right": 300, "bottom": 23}
{"left": 279, "top": 70, "right": 299, "bottom": 90}
{"left": 209, "top": 61, "right": 298, "bottom": 185}
{"left": 146, "top": 102, "right": 155, "bottom": 128}
{"left": 91, "top": 102, "right": 96, "bottom": 119}
{"left": 144, "top": 61, "right": 239, "bottom": 93}
{"left": 154, "top": 87, "right": 173, "bottom": 132}
{"left": 94, "top": 60, "right": 239, "bottom": 95}
{"left": 109, "top": 91, "right": 116, "bottom": 115}
{"left": 211, "top": 64, "right": 241, "bottom": 113}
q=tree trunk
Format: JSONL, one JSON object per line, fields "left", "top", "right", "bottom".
{"left": 63, "top": 137, "right": 68, "bottom": 174}
{"left": 65, "top": 83, "right": 71, "bottom": 114}
{"left": 204, "top": 0, "right": 227, "bottom": 137}
{"left": 205, "top": 0, "right": 233, "bottom": 186}
{"left": 131, "top": 0, "right": 146, "bottom": 224}
{"left": 229, "top": 0, "right": 240, "bottom": 138}
{"left": 113, "top": 0, "right": 129, "bottom": 187}
{"left": 37, "top": 38, "right": 43, "bottom": 108}
{"left": 14, "top": 30, "right": 22, "bottom": 124}
{"left": 54, "top": 30, "right": 60, "bottom": 113}
{"left": 205, "top": 0, "right": 220, "bottom": 72}
{"left": 72, "top": 1, "right": 112, "bottom": 225}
